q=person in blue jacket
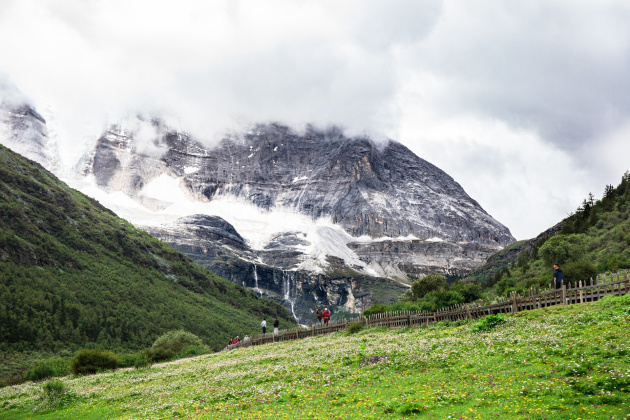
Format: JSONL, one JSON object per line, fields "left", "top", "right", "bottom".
{"left": 553, "top": 263, "right": 564, "bottom": 289}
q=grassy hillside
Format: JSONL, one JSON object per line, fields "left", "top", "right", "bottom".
{"left": 0, "top": 145, "right": 295, "bottom": 379}
{"left": 1, "top": 294, "right": 629, "bottom": 419}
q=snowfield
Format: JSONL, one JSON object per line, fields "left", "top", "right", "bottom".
{"left": 66, "top": 172, "right": 380, "bottom": 276}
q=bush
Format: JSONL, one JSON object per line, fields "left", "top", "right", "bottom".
{"left": 389, "top": 301, "right": 423, "bottom": 312}
{"left": 152, "top": 330, "right": 202, "bottom": 355}
{"left": 133, "top": 352, "right": 151, "bottom": 369}
{"left": 421, "top": 289, "right": 465, "bottom": 311}
{"left": 451, "top": 282, "right": 483, "bottom": 302}
{"left": 410, "top": 273, "right": 446, "bottom": 301}
{"left": 563, "top": 260, "right": 598, "bottom": 283}
{"left": 119, "top": 352, "right": 151, "bottom": 369}
{"left": 362, "top": 304, "right": 390, "bottom": 317}
{"left": 538, "top": 234, "right": 588, "bottom": 266}
{"left": 179, "top": 345, "right": 207, "bottom": 358}
{"left": 330, "top": 309, "right": 356, "bottom": 322}
{"left": 471, "top": 314, "right": 506, "bottom": 333}
{"left": 43, "top": 379, "right": 66, "bottom": 399}
{"left": 145, "top": 347, "right": 175, "bottom": 363}
{"left": 70, "top": 349, "right": 119, "bottom": 375}
{"left": 24, "top": 358, "right": 70, "bottom": 382}
{"left": 346, "top": 321, "right": 365, "bottom": 334}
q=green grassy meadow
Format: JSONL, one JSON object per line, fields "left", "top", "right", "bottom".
{"left": 2, "top": 295, "right": 630, "bottom": 419}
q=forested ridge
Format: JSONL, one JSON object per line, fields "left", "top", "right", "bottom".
{"left": 0, "top": 145, "right": 294, "bottom": 379}
{"left": 462, "top": 170, "right": 630, "bottom": 295}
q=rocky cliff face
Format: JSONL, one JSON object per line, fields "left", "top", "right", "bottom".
{"left": 144, "top": 214, "right": 408, "bottom": 323}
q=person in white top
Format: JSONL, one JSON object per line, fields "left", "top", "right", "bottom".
{"left": 261, "top": 319, "right": 267, "bottom": 334}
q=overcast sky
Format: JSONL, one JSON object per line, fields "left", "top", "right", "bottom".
{"left": 1, "top": 0, "right": 630, "bottom": 240}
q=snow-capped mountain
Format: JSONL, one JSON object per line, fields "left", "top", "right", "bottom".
{"left": 75, "top": 119, "right": 514, "bottom": 279}
{"left": 0, "top": 85, "right": 515, "bottom": 319}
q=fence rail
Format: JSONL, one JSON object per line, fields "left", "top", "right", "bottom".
{"left": 227, "top": 270, "right": 630, "bottom": 351}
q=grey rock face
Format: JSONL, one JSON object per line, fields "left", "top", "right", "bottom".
{"left": 143, "top": 215, "right": 252, "bottom": 261}
{"left": 348, "top": 239, "right": 500, "bottom": 279}
{"left": 177, "top": 253, "right": 406, "bottom": 324}
{"left": 163, "top": 124, "right": 513, "bottom": 246}
{"left": 84, "top": 122, "right": 514, "bottom": 245}
{"left": 0, "top": 102, "right": 59, "bottom": 173}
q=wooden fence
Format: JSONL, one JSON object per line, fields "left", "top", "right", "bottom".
{"left": 227, "top": 270, "right": 630, "bottom": 351}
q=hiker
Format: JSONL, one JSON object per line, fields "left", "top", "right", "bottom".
{"left": 273, "top": 317, "right": 279, "bottom": 335}
{"left": 316, "top": 306, "right": 323, "bottom": 324}
{"left": 261, "top": 319, "right": 267, "bottom": 334}
{"left": 323, "top": 308, "right": 331, "bottom": 326}
{"left": 553, "top": 263, "right": 564, "bottom": 290}
{"left": 243, "top": 335, "right": 251, "bottom": 345}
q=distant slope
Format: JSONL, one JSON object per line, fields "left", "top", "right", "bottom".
{"left": 0, "top": 145, "right": 294, "bottom": 361}
{"left": 463, "top": 222, "right": 564, "bottom": 284}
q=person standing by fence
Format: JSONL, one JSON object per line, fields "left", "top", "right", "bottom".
{"left": 261, "top": 319, "right": 267, "bottom": 334}
{"left": 273, "top": 317, "right": 279, "bottom": 335}
{"left": 316, "top": 306, "right": 323, "bottom": 323}
{"left": 553, "top": 263, "right": 564, "bottom": 289}
{"left": 323, "top": 308, "right": 330, "bottom": 326}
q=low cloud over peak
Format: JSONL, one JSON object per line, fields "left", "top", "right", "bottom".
{"left": 1, "top": 0, "right": 630, "bottom": 240}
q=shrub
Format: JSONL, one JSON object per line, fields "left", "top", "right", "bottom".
{"left": 362, "top": 304, "right": 390, "bottom": 317}
{"left": 119, "top": 353, "right": 137, "bottom": 368}
{"left": 24, "top": 358, "right": 70, "bottom": 382}
{"left": 145, "top": 347, "right": 175, "bottom": 363}
{"left": 410, "top": 273, "right": 446, "bottom": 301}
{"left": 422, "top": 289, "right": 465, "bottom": 310}
{"left": 70, "top": 349, "right": 119, "bottom": 375}
{"left": 179, "top": 345, "right": 206, "bottom": 358}
{"left": 451, "top": 282, "right": 483, "bottom": 302}
{"left": 563, "top": 260, "right": 598, "bottom": 283}
{"left": 538, "top": 234, "right": 588, "bottom": 266}
{"left": 133, "top": 352, "right": 151, "bottom": 369}
{"left": 330, "top": 309, "right": 355, "bottom": 322}
{"left": 346, "top": 321, "right": 365, "bottom": 334}
{"left": 119, "top": 352, "right": 151, "bottom": 369}
{"left": 152, "top": 330, "right": 202, "bottom": 355}
{"left": 43, "top": 379, "right": 66, "bottom": 399}
{"left": 471, "top": 314, "right": 506, "bottom": 333}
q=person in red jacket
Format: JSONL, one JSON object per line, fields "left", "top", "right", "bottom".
{"left": 322, "top": 308, "right": 331, "bottom": 326}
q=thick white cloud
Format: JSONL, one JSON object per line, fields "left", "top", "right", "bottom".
{"left": 1, "top": 0, "right": 629, "bottom": 240}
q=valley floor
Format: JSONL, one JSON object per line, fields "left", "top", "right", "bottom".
{"left": 1, "top": 296, "right": 630, "bottom": 419}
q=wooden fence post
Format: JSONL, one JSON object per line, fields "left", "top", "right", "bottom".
{"left": 561, "top": 284, "right": 567, "bottom": 305}
{"left": 511, "top": 292, "right": 518, "bottom": 312}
